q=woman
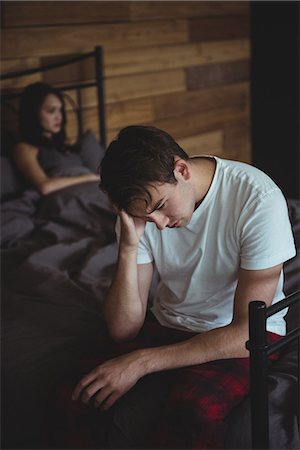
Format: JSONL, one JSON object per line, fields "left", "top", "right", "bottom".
{"left": 13, "top": 82, "right": 99, "bottom": 195}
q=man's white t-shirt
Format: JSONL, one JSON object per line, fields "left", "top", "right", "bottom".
{"left": 136, "top": 157, "right": 296, "bottom": 336}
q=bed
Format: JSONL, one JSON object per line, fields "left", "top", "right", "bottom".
{"left": 1, "top": 47, "right": 299, "bottom": 450}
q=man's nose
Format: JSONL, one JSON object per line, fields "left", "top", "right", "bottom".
{"left": 150, "top": 212, "right": 169, "bottom": 230}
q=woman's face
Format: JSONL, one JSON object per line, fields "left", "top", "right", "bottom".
{"left": 38, "top": 93, "right": 63, "bottom": 137}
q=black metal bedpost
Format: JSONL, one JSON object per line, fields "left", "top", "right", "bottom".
{"left": 76, "top": 89, "right": 83, "bottom": 139}
{"left": 247, "top": 301, "right": 269, "bottom": 449}
{"left": 298, "top": 334, "right": 300, "bottom": 431}
{"left": 95, "top": 46, "right": 106, "bottom": 149}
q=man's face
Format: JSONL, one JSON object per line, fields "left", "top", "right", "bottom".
{"left": 128, "top": 175, "right": 196, "bottom": 230}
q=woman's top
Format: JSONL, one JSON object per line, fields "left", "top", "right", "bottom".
{"left": 37, "top": 146, "right": 91, "bottom": 177}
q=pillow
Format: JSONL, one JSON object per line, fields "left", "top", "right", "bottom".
{"left": 77, "top": 129, "right": 106, "bottom": 173}
{"left": 0, "top": 156, "right": 24, "bottom": 202}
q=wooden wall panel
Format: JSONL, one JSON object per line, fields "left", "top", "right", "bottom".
{"left": 130, "top": 1, "right": 249, "bottom": 21}
{"left": 2, "top": 20, "right": 188, "bottom": 58}
{"left": 2, "top": 2, "right": 130, "bottom": 27}
{"left": 189, "top": 15, "right": 250, "bottom": 41}
{"left": 65, "top": 68, "right": 186, "bottom": 106}
{"left": 1, "top": 58, "right": 42, "bottom": 89}
{"left": 106, "top": 100, "right": 155, "bottom": 129}
{"left": 106, "top": 70, "right": 186, "bottom": 103}
{"left": 223, "top": 119, "right": 251, "bottom": 162}
{"left": 152, "top": 104, "right": 248, "bottom": 141}
{"left": 37, "top": 38, "right": 249, "bottom": 81}
{"left": 2, "top": 1, "right": 249, "bottom": 27}
{"left": 177, "top": 130, "right": 223, "bottom": 157}
{"left": 105, "top": 39, "right": 250, "bottom": 77}
{"left": 1, "top": 1, "right": 251, "bottom": 163}
{"left": 187, "top": 60, "right": 250, "bottom": 90}
{"left": 152, "top": 83, "right": 249, "bottom": 120}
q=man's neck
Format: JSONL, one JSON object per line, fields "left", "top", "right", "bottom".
{"left": 190, "top": 156, "right": 216, "bottom": 208}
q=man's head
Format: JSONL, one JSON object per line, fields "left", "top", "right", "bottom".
{"left": 100, "top": 125, "right": 189, "bottom": 214}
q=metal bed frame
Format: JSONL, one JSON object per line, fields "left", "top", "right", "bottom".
{"left": 247, "top": 290, "right": 300, "bottom": 449}
{"left": 0, "top": 45, "right": 106, "bottom": 148}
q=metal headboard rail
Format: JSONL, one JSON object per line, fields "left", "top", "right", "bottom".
{"left": 0, "top": 52, "right": 94, "bottom": 81}
{"left": 246, "top": 290, "right": 300, "bottom": 449}
{"left": 0, "top": 46, "right": 106, "bottom": 148}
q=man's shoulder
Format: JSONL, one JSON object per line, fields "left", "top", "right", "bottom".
{"left": 217, "top": 157, "right": 280, "bottom": 195}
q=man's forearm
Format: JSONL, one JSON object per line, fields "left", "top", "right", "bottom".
{"left": 72, "top": 318, "right": 250, "bottom": 410}
{"left": 136, "top": 265, "right": 282, "bottom": 375}
{"left": 103, "top": 247, "right": 146, "bottom": 341}
{"left": 133, "top": 322, "right": 249, "bottom": 377}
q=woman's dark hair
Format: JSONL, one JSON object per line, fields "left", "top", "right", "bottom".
{"left": 19, "top": 82, "right": 67, "bottom": 151}
{"left": 100, "top": 125, "right": 189, "bottom": 211}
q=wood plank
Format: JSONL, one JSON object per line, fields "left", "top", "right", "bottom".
{"left": 65, "top": 107, "right": 102, "bottom": 144}
{"left": 178, "top": 125, "right": 250, "bottom": 163}
{"left": 60, "top": 87, "right": 97, "bottom": 112}
{"left": 130, "top": 1, "right": 249, "bottom": 21}
{"left": 106, "top": 99, "right": 155, "bottom": 129}
{"left": 1, "top": 58, "right": 42, "bottom": 90}
{"left": 66, "top": 98, "right": 155, "bottom": 144}
{"left": 107, "top": 103, "right": 249, "bottom": 144}
{"left": 150, "top": 104, "right": 249, "bottom": 140}
{"left": 105, "top": 39, "right": 250, "bottom": 77}
{"left": 177, "top": 130, "right": 223, "bottom": 156}
{"left": 152, "top": 82, "right": 249, "bottom": 121}
{"left": 2, "top": 1, "right": 250, "bottom": 28}
{"left": 33, "top": 39, "right": 249, "bottom": 84}
{"left": 65, "top": 109, "right": 81, "bottom": 143}
{"left": 189, "top": 15, "right": 250, "bottom": 42}
{"left": 41, "top": 54, "right": 95, "bottom": 86}
{"left": 2, "top": 1, "right": 130, "bottom": 28}
{"left": 106, "top": 69, "right": 186, "bottom": 104}
{"left": 223, "top": 118, "right": 251, "bottom": 162}
{"left": 66, "top": 99, "right": 155, "bottom": 138}
{"left": 64, "top": 68, "right": 185, "bottom": 108}
{"left": 28, "top": 78, "right": 248, "bottom": 124}
{"left": 187, "top": 60, "right": 250, "bottom": 90}
{"left": 2, "top": 20, "right": 188, "bottom": 58}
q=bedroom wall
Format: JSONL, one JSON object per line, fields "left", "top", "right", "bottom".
{"left": 251, "top": 1, "right": 299, "bottom": 200}
{"left": 1, "top": 1, "right": 251, "bottom": 162}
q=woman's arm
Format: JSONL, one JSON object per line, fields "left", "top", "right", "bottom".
{"left": 13, "top": 142, "right": 99, "bottom": 195}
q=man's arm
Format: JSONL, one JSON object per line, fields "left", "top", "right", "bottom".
{"left": 72, "top": 264, "right": 282, "bottom": 410}
{"left": 103, "top": 211, "right": 153, "bottom": 342}
{"left": 141, "top": 264, "right": 283, "bottom": 370}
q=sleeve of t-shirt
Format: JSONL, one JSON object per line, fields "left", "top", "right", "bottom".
{"left": 115, "top": 217, "right": 154, "bottom": 265}
{"left": 239, "top": 188, "right": 296, "bottom": 270}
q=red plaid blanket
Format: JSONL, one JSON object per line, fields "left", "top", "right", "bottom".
{"left": 52, "top": 316, "right": 281, "bottom": 449}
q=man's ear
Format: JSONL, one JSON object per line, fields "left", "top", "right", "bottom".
{"left": 173, "top": 159, "right": 191, "bottom": 181}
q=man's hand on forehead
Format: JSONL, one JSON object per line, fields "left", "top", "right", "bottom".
{"left": 118, "top": 210, "right": 147, "bottom": 246}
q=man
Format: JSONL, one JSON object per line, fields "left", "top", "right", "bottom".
{"left": 72, "top": 125, "right": 296, "bottom": 449}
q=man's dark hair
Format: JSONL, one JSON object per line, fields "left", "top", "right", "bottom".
{"left": 100, "top": 125, "right": 189, "bottom": 211}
